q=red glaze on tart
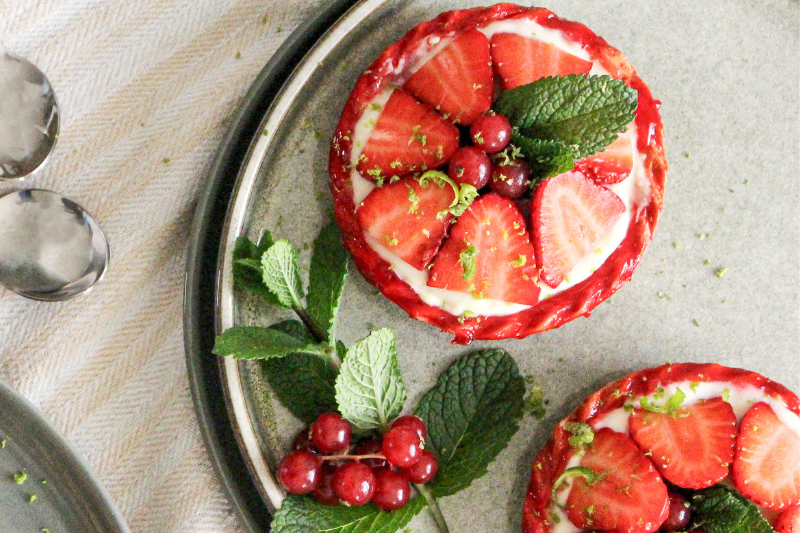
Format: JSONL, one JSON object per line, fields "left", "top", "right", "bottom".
{"left": 522, "top": 363, "right": 800, "bottom": 533}
{"left": 329, "top": 4, "right": 667, "bottom": 344}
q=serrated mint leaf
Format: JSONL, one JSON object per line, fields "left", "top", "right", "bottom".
{"left": 268, "top": 319, "right": 315, "bottom": 342}
{"left": 270, "top": 495, "right": 425, "bottom": 533}
{"left": 335, "top": 328, "right": 406, "bottom": 431}
{"left": 232, "top": 233, "right": 281, "bottom": 303}
{"left": 213, "top": 326, "right": 327, "bottom": 360}
{"left": 416, "top": 349, "right": 525, "bottom": 498}
{"left": 307, "top": 223, "right": 349, "bottom": 344}
{"left": 261, "top": 240, "right": 305, "bottom": 309}
{"left": 495, "top": 74, "right": 637, "bottom": 159}
{"left": 510, "top": 134, "right": 575, "bottom": 181}
{"left": 690, "top": 485, "right": 772, "bottom": 533}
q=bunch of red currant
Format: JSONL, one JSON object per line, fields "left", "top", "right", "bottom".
{"left": 449, "top": 112, "right": 531, "bottom": 199}
{"left": 277, "top": 413, "right": 438, "bottom": 511}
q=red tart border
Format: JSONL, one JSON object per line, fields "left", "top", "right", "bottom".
{"left": 329, "top": 3, "right": 668, "bottom": 344}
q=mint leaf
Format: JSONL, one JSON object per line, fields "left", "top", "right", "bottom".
{"left": 270, "top": 495, "right": 425, "bottom": 533}
{"left": 494, "top": 74, "right": 637, "bottom": 161}
{"left": 510, "top": 134, "right": 575, "bottom": 180}
{"left": 690, "top": 485, "right": 772, "bottom": 533}
{"left": 261, "top": 240, "right": 305, "bottom": 309}
{"left": 416, "top": 349, "right": 525, "bottom": 497}
{"left": 232, "top": 233, "right": 280, "bottom": 304}
{"left": 335, "top": 328, "right": 406, "bottom": 431}
{"left": 213, "top": 326, "right": 327, "bottom": 360}
{"left": 307, "top": 223, "right": 349, "bottom": 344}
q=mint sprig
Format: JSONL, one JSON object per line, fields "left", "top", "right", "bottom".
{"left": 270, "top": 495, "right": 426, "bottom": 533}
{"left": 222, "top": 225, "right": 530, "bottom": 533}
{"left": 690, "top": 485, "right": 772, "bottom": 533}
{"left": 335, "top": 328, "right": 406, "bottom": 431}
{"left": 416, "top": 349, "right": 525, "bottom": 498}
{"left": 493, "top": 74, "right": 637, "bottom": 179}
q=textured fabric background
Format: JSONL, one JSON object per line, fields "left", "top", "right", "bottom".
{"left": 0, "top": 1, "right": 324, "bottom": 531}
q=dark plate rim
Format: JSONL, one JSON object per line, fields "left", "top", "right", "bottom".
{"left": 0, "top": 378, "right": 130, "bottom": 533}
{"left": 182, "top": 2, "right": 359, "bottom": 531}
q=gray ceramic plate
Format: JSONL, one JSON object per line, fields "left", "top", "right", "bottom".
{"left": 0, "top": 379, "right": 129, "bottom": 533}
{"left": 187, "top": 1, "right": 799, "bottom": 532}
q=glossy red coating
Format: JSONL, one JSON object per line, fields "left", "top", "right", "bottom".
{"left": 521, "top": 363, "right": 800, "bottom": 533}
{"left": 329, "top": 4, "right": 667, "bottom": 343}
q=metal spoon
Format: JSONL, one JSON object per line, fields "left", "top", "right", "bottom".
{"left": 0, "top": 189, "right": 109, "bottom": 301}
{"left": 0, "top": 45, "right": 59, "bottom": 179}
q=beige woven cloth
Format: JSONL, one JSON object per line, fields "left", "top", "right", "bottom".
{"left": 0, "top": 0, "right": 324, "bottom": 530}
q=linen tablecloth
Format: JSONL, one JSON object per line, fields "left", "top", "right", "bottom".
{"left": 0, "top": 1, "right": 324, "bottom": 530}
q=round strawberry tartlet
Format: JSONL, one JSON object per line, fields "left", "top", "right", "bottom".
{"left": 329, "top": 4, "right": 667, "bottom": 343}
{"left": 522, "top": 363, "right": 800, "bottom": 533}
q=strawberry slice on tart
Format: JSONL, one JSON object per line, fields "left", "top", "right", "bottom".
{"left": 522, "top": 363, "right": 800, "bottom": 533}
{"left": 403, "top": 29, "right": 494, "bottom": 126}
{"left": 357, "top": 175, "right": 457, "bottom": 270}
{"left": 427, "top": 193, "right": 540, "bottom": 306}
{"left": 329, "top": 4, "right": 667, "bottom": 343}
{"left": 490, "top": 32, "right": 594, "bottom": 89}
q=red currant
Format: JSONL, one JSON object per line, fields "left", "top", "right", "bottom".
{"left": 662, "top": 492, "right": 691, "bottom": 531}
{"left": 381, "top": 426, "right": 422, "bottom": 468}
{"left": 470, "top": 113, "right": 512, "bottom": 153}
{"left": 311, "top": 462, "right": 339, "bottom": 505}
{"left": 390, "top": 415, "right": 427, "bottom": 441}
{"left": 353, "top": 437, "right": 388, "bottom": 469}
{"left": 401, "top": 449, "right": 438, "bottom": 484}
{"left": 448, "top": 146, "right": 491, "bottom": 189}
{"left": 372, "top": 468, "right": 411, "bottom": 511}
{"left": 292, "top": 427, "right": 313, "bottom": 451}
{"left": 310, "top": 413, "right": 351, "bottom": 453}
{"left": 332, "top": 462, "right": 375, "bottom": 506}
{"left": 490, "top": 158, "right": 531, "bottom": 199}
{"left": 277, "top": 451, "right": 321, "bottom": 495}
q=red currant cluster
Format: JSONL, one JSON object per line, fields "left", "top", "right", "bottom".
{"left": 448, "top": 112, "right": 531, "bottom": 199}
{"left": 277, "top": 413, "right": 438, "bottom": 511}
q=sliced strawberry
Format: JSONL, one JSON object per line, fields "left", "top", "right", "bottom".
{"left": 357, "top": 176, "right": 456, "bottom": 270}
{"left": 776, "top": 505, "right": 800, "bottom": 533}
{"left": 490, "top": 33, "right": 593, "bottom": 90}
{"left": 427, "top": 193, "right": 540, "bottom": 305}
{"left": 575, "top": 127, "right": 635, "bottom": 185}
{"left": 733, "top": 402, "right": 800, "bottom": 510}
{"left": 357, "top": 89, "right": 459, "bottom": 181}
{"left": 532, "top": 170, "right": 625, "bottom": 288}
{"left": 564, "top": 428, "right": 669, "bottom": 533}
{"left": 403, "top": 29, "right": 493, "bottom": 126}
{"left": 629, "top": 397, "right": 736, "bottom": 489}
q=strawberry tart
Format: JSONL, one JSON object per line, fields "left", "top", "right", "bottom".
{"left": 522, "top": 363, "right": 800, "bottom": 533}
{"left": 329, "top": 4, "right": 667, "bottom": 343}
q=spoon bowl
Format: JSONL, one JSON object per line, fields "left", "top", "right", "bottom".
{"left": 0, "top": 189, "right": 109, "bottom": 301}
{"left": 0, "top": 47, "right": 60, "bottom": 180}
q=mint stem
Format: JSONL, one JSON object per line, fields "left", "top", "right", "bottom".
{"left": 294, "top": 307, "right": 326, "bottom": 344}
{"left": 415, "top": 483, "right": 450, "bottom": 533}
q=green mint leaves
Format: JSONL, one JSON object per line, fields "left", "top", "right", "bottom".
{"left": 494, "top": 74, "right": 637, "bottom": 179}
{"left": 212, "top": 326, "right": 327, "bottom": 360}
{"left": 416, "top": 349, "right": 525, "bottom": 497}
{"left": 271, "top": 495, "right": 426, "bottom": 533}
{"left": 232, "top": 231, "right": 281, "bottom": 305}
{"left": 262, "top": 240, "right": 306, "bottom": 309}
{"left": 689, "top": 485, "right": 772, "bottom": 533}
{"left": 335, "top": 328, "right": 407, "bottom": 431}
{"left": 307, "top": 223, "right": 349, "bottom": 345}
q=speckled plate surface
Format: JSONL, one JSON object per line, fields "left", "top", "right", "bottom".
{"left": 185, "top": 1, "right": 799, "bottom": 532}
{"left": 0, "top": 379, "right": 129, "bottom": 533}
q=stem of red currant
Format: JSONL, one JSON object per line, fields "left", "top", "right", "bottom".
{"left": 316, "top": 453, "right": 385, "bottom": 462}
{"left": 415, "top": 482, "right": 450, "bottom": 533}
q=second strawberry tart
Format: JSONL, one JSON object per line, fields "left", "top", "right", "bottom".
{"left": 329, "top": 4, "right": 667, "bottom": 343}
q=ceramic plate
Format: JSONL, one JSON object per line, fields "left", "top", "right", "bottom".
{"left": 0, "top": 379, "right": 129, "bottom": 533}
{"left": 185, "top": 1, "right": 800, "bottom": 532}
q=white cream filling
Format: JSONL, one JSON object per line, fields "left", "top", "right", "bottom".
{"left": 547, "top": 381, "right": 800, "bottom": 533}
{"left": 349, "top": 21, "right": 648, "bottom": 317}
